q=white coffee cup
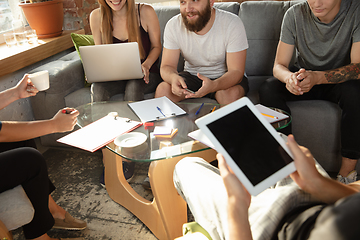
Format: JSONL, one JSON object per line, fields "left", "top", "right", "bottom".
{"left": 28, "top": 70, "right": 49, "bottom": 91}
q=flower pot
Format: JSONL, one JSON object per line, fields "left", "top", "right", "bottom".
{"left": 19, "top": 0, "right": 64, "bottom": 39}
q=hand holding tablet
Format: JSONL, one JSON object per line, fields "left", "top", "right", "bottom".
{"left": 195, "top": 97, "right": 296, "bottom": 196}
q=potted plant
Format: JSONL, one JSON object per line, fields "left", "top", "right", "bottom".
{"left": 19, "top": 0, "right": 64, "bottom": 38}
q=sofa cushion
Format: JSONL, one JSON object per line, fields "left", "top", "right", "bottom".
{"left": 289, "top": 100, "right": 342, "bottom": 172}
{"left": 0, "top": 185, "right": 34, "bottom": 231}
{"left": 239, "top": 1, "right": 304, "bottom": 76}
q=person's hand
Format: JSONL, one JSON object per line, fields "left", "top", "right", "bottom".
{"left": 297, "top": 70, "right": 319, "bottom": 93}
{"left": 284, "top": 69, "right": 305, "bottom": 95}
{"left": 171, "top": 75, "right": 188, "bottom": 97}
{"left": 51, "top": 108, "right": 79, "bottom": 133}
{"left": 287, "top": 134, "right": 323, "bottom": 193}
{"left": 217, "top": 153, "right": 251, "bottom": 209}
{"left": 14, "top": 74, "right": 39, "bottom": 99}
{"left": 141, "top": 63, "right": 150, "bottom": 84}
{"left": 184, "top": 73, "right": 214, "bottom": 99}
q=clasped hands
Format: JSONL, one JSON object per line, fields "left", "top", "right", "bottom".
{"left": 285, "top": 68, "right": 321, "bottom": 95}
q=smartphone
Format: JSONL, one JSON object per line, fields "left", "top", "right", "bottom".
{"left": 184, "top": 88, "right": 195, "bottom": 94}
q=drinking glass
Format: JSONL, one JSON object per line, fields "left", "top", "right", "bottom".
{"left": 12, "top": 19, "right": 27, "bottom": 45}
{"left": 26, "top": 29, "right": 38, "bottom": 44}
{"left": 4, "top": 32, "right": 17, "bottom": 48}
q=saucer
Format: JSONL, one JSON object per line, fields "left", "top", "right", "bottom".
{"left": 114, "top": 132, "right": 147, "bottom": 148}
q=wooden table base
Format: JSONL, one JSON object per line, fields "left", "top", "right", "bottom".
{"left": 103, "top": 142, "right": 217, "bottom": 240}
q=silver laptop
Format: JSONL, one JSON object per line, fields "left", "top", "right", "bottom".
{"left": 79, "top": 42, "right": 144, "bottom": 83}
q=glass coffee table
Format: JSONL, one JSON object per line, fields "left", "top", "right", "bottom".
{"left": 76, "top": 101, "right": 222, "bottom": 240}
{"left": 76, "top": 100, "right": 291, "bottom": 240}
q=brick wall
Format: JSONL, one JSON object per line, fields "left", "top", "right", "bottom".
{"left": 63, "top": 0, "right": 99, "bottom": 34}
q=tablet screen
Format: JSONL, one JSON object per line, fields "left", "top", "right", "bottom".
{"left": 207, "top": 105, "right": 293, "bottom": 186}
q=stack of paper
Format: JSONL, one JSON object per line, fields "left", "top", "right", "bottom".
{"left": 153, "top": 126, "right": 178, "bottom": 139}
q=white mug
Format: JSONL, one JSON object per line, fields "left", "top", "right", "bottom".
{"left": 28, "top": 70, "right": 49, "bottom": 91}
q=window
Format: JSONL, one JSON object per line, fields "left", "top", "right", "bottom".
{"left": 0, "top": 0, "right": 27, "bottom": 43}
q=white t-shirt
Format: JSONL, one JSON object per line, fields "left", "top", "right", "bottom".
{"left": 164, "top": 8, "right": 248, "bottom": 79}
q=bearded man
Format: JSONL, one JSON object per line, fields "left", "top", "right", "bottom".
{"left": 155, "top": 0, "right": 248, "bottom": 104}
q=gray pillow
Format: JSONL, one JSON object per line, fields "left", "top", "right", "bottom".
{"left": 0, "top": 185, "right": 34, "bottom": 231}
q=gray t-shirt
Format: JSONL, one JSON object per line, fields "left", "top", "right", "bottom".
{"left": 280, "top": 0, "right": 360, "bottom": 71}
{"left": 164, "top": 8, "right": 248, "bottom": 79}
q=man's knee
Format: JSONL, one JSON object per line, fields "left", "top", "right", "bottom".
{"left": 174, "top": 157, "right": 205, "bottom": 178}
{"left": 155, "top": 81, "right": 171, "bottom": 98}
{"left": 216, "top": 85, "right": 245, "bottom": 105}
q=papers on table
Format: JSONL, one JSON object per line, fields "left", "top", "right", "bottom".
{"left": 150, "top": 139, "right": 194, "bottom": 159}
{"left": 153, "top": 126, "right": 173, "bottom": 135}
{"left": 255, "top": 104, "right": 289, "bottom": 123}
{"left": 188, "top": 129, "right": 215, "bottom": 149}
{"left": 128, "top": 96, "right": 186, "bottom": 122}
{"left": 153, "top": 126, "right": 178, "bottom": 139}
{"left": 57, "top": 115, "right": 142, "bottom": 152}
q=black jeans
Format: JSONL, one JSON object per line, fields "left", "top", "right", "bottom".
{"left": 0, "top": 141, "right": 55, "bottom": 239}
{"left": 259, "top": 78, "right": 360, "bottom": 160}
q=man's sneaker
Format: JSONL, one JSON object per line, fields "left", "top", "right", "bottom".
{"left": 142, "top": 176, "right": 151, "bottom": 190}
{"left": 123, "top": 161, "right": 135, "bottom": 181}
{"left": 336, "top": 170, "right": 357, "bottom": 184}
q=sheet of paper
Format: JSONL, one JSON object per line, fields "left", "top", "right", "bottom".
{"left": 255, "top": 104, "right": 289, "bottom": 123}
{"left": 128, "top": 96, "right": 186, "bottom": 122}
{"left": 57, "top": 115, "right": 142, "bottom": 152}
{"left": 153, "top": 126, "right": 172, "bottom": 135}
{"left": 150, "top": 145, "right": 181, "bottom": 159}
{"left": 150, "top": 140, "right": 195, "bottom": 159}
{"left": 188, "top": 129, "right": 215, "bottom": 149}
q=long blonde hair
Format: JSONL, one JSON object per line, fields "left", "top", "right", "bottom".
{"left": 97, "top": 0, "right": 145, "bottom": 59}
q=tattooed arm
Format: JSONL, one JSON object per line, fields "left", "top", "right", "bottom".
{"left": 292, "top": 42, "right": 360, "bottom": 94}
{"left": 323, "top": 41, "right": 360, "bottom": 83}
{"left": 323, "top": 63, "right": 360, "bottom": 83}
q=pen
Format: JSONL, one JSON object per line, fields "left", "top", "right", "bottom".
{"left": 195, "top": 103, "right": 204, "bottom": 115}
{"left": 261, "top": 113, "right": 278, "bottom": 119}
{"left": 210, "top": 106, "right": 216, "bottom": 113}
{"left": 157, "top": 106, "right": 166, "bottom": 117}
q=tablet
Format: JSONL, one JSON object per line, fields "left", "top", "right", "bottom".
{"left": 195, "top": 97, "right": 296, "bottom": 196}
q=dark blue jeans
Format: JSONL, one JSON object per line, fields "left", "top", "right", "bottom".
{"left": 259, "top": 78, "right": 360, "bottom": 160}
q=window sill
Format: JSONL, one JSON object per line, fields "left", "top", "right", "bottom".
{"left": 0, "top": 29, "right": 85, "bottom": 78}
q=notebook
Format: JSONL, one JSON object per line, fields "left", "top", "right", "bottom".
{"left": 79, "top": 42, "right": 144, "bottom": 83}
{"left": 57, "top": 115, "right": 142, "bottom": 152}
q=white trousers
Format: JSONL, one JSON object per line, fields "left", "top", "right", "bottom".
{"left": 174, "top": 157, "right": 327, "bottom": 240}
